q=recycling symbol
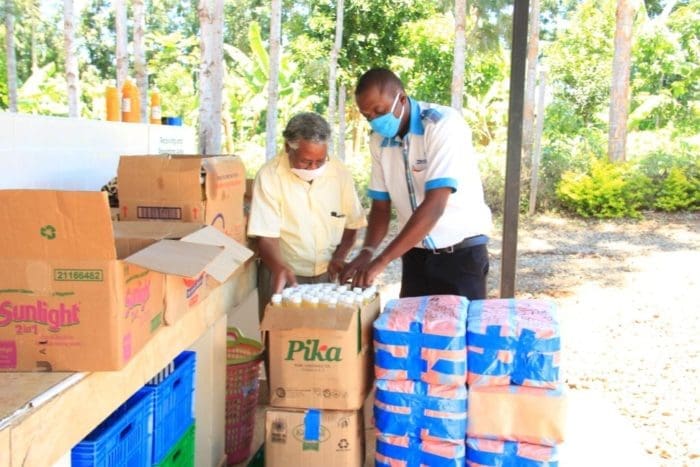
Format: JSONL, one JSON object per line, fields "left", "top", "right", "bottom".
{"left": 40, "top": 225, "right": 56, "bottom": 240}
{"left": 338, "top": 438, "right": 349, "bottom": 449}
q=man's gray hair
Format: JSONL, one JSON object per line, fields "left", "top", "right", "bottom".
{"left": 282, "top": 112, "right": 331, "bottom": 149}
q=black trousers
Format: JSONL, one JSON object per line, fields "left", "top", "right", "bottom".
{"left": 399, "top": 244, "right": 489, "bottom": 300}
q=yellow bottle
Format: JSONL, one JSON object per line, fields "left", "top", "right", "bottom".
{"left": 105, "top": 85, "right": 120, "bottom": 121}
{"left": 150, "top": 90, "right": 162, "bottom": 124}
{"left": 121, "top": 79, "right": 141, "bottom": 123}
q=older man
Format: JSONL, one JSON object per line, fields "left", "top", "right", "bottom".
{"left": 248, "top": 112, "right": 366, "bottom": 316}
{"left": 342, "top": 68, "right": 492, "bottom": 300}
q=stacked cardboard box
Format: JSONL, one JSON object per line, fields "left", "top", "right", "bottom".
{"left": 0, "top": 190, "right": 251, "bottom": 372}
{"left": 117, "top": 154, "right": 253, "bottom": 326}
{"left": 260, "top": 289, "right": 380, "bottom": 466}
{"left": 373, "top": 295, "right": 469, "bottom": 466}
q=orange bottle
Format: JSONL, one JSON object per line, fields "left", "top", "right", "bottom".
{"left": 105, "top": 85, "right": 120, "bottom": 121}
{"left": 150, "top": 90, "right": 162, "bottom": 124}
{"left": 121, "top": 79, "right": 141, "bottom": 123}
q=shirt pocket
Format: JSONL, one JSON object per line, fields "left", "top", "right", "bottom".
{"left": 328, "top": 214, "right": 346, "bottom": 247}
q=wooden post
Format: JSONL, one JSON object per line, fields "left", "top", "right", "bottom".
{"left": 500, "top": 0, "right": 530, "bottom": 298}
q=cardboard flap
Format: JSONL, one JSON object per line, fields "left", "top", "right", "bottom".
{"left": 118, "top": 155, "right": 203, "bottom": 203}
{"left": 260, "top": 306, "right": 356, "bottom": 331}
{"left": 124, "top": 239, "right": 223, "bottom": 278}
{"left": 0, "top": 190, "right": 115, "bottom": 260}
{"left": 113, "top": 221, "right": 204, "bottom": 240}
{"left": 201, "top": 156, "right": 245, "bottom": 201}
{"left": 180, "top": 225, "right": 253, "bottom": 282}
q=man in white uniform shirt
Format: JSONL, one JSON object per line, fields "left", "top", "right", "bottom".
{"left": 341, "top": 68, "right": 492, "bottom": 299}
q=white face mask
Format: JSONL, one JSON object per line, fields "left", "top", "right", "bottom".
{"left": 290, "top": 164, "right": 327, "bottom": 182}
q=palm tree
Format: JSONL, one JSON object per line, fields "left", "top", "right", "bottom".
{"left": 265, "top": 0, "right": 281, "bottom": 160}
{"left": 198, "top": 0, "right": 224, "bottom": 154}
{"left": 450, "top": 0, "right": 466, "bottom": 111}
{"left": 608, "top": 0, "right": 637, "bottom": 162}
{"left": 328, "top": 0, "right": 344, "bottom": 156}
{"left": 4, "top": 0, "right": 18, "bottom": 112}
{"left": 64, "top": 0, "right": 80, "bottom": 117}
{"left": 114, "top": 0, "right": 127, "bottom": 91}
{"left": 133, "top": 0, "right": 147, "bottom": 122}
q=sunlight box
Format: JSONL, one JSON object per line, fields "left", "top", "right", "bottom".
{"left": 265, "top": 408, "right": 364, "bottom": 467}
{"left": 0, "top": 190, "right": 240, "bottom": 372}
{"left": 260, "top": 297, "right": 380, "bottom": 410}
{"left": 113, "top": 221, "right": 253, "bottom": 325}
{"left": 117, "top": 155, "right": 247, "bottom": 244}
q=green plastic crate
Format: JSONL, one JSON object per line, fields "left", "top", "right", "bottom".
{"left": 154, "top": 424, "right": 195, "bottom": 467}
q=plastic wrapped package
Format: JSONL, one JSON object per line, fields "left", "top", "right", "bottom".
{"left": 467, "top": 299, "right": 560, "bottom": 388}
{"left": 375, "top": 379, "right": 468, "bottom": 442}
{"left": 466, "top": 384, "right": 567, "bottom": 447}
{"left": 374, "top": 295, "right": 469, "bottom": 385}
{"left": 376, "top": 434, "right": 465, "bottom": 467}
{"left": 466, "top": 437, "right": 558, "bottom": 466}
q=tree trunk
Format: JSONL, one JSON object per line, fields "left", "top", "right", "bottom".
{"left": 198, "top": 0, "right": 224, "bottom": 154}
{"left": 450, "top": 0, "right": 466, "bottom": 111}
{"left": 522, "top": 0, "right": 540, "bottom": 170}
{"left": 337, "top": 84, "right": 346, "bottom": 161}
{"left": 64, "top": 0, "right": 80, "bottom": 118}
{"left": 529, "top": 72, "right": 546, "bottom": 216}
{"left": 328, "top": 0, "right": 344, "bottom": 156}
{"left": 608, "top": 0, "right": 636, "bottom": 163}
{"left": 4, "top": 0, "right": 18, "bottom": 112}
{"left": 133, "top": 0, "right": 147, "bottom": 123}
{"left": 265, "top": 0, "right": 282, "bottom": 160}
{"left": 114, "top": 0, "right": 128, "bottom": 91}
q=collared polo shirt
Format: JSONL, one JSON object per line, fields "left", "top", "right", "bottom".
{"left": 248, "top": 154, "right": 367, "bottom": 276}
{"left": 367, "top": 98, "right": 492, "bottom": 249}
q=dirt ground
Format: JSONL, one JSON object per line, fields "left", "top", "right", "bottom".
{"left": 373, "top": 211, "right": 699, "bottom": 466}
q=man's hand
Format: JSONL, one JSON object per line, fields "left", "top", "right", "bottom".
{"left": 271, "top": 264, "right": 298, "bottom": 293}
{"left": 352, "top": 257, "right": 388, "bottom": 288}
{"left": 327, "top": 255, "right": 346, "bottom": 282}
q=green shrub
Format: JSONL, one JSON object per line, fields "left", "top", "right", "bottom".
{"left": 654, "top": 167, "right": 699, "bottom": 211}
{"left": 556, "top": 158, "right": 653, "bottom": 218}
{"left": 633, "top": 146, "right": 700, "bottom": 212}
{"left": 537, "top": 130, "right": 606, "bottom": 211}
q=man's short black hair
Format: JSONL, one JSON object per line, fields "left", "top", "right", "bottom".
{"left": 355, "top": 68, "right": 405, "bottom": 97}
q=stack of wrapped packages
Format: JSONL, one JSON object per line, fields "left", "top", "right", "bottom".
{"left": 466, "top": 299, "right": 566, "bottom": 466}
{"left": 373, "top": 295, "right": 469, "bottom": 466}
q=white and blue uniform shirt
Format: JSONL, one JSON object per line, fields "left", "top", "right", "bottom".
{"left": 367, "top": 98, "right": 492, "bottom": 249}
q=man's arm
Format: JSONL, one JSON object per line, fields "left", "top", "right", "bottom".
{"left": 350, "top": 187, "right": 451, "bottom": 287}
{"left": 340, "top": 199, "right": 391, "bottom": 283}
{"left": 257, "top": 236, "right": 298, "bottom": 293}
{"left": 328, "top": 228, "right": 358, "bottom": 281}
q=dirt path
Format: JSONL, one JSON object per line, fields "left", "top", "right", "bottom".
{"left": 372, "top": 211, "right": 699, "bottom": 466}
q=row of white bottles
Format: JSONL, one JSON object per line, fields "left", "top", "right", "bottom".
{"left": 270, "top": 282, "right": 377, "bottom": 309}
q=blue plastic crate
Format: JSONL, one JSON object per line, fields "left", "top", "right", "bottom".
{"left": 72, "top": 390, "right": 154, "bottom": 467}
{"left": 140, "top": 350, "right": 196, "bottom": 464}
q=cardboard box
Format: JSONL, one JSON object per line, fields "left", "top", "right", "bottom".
{"left": 260, "top": 297, "right": 380, "bottom": 410}
{"left": 467, "top": 384, "right": 568, "bottom": 446}
{"left": 113, "top": 221, "right": 253, "bottom": 325}
{"left": 117, "top": 155, "right": 246, "bottom": 244}
{"left": 0, "top": 190, "right": 240, "bottom": 372}
{"left": 265, "top": 408, "right": 364, "bottom": 467}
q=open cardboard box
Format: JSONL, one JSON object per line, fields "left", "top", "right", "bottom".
{"left": 113, "top": 220, "right": 253, "bottom": 325}
{"left": 117, "top": 154, "right": 246, "bottom": 244}
{"left": 260, "top": 296, "right": 380, "bottom": 410}
{"left": 0, "top": 190, "right": 250, "bottom": 372}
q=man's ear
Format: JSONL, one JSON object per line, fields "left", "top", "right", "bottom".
{"left": 284, "top": 141, "right": 291, "bottom": 154}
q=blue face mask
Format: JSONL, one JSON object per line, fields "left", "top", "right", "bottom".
{"left": 369, "top": 93, "right": 404, "bottom": 138}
